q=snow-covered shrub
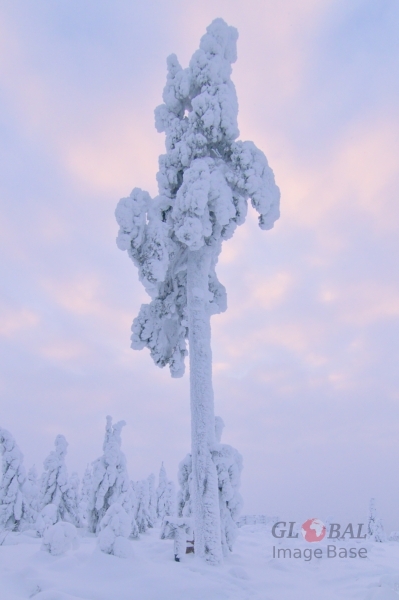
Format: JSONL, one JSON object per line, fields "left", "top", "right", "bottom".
{"left": 88, "top": 416, "right": 138, "bottom": 538}
{"left": 368, "top": 498, "right": 386, "bottom": 542}
{"left": 35, "top": 503, "right": 58, "bottom": 537}
{"left": 98, "top": 503, "right": 132, "bottom": 558}
{"left": 0, "top": 428, "right": 33, "bottom": 531}
{"left": 388, "top": 531, "right": 399, "bottom": 542}
{"left": 42, "top": 521, "right": 79, "bottom": 556}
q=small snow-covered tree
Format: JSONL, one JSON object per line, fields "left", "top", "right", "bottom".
{"left": 134, "top": 479, "right": 153, "bottom": 533}
{"left": 88, "top": 416, "right": 137, "bottom": 537}
{"left": 42, "top": 521, "right": 78, "bottom": 556}
{"left": 24, "top": 466, "right": 40, "bottom": 523}
{"left": 177, "top": 417, "right": 242, "bottom": 555}
{"left": 36, "top": 503, "right": 58, "bottom": 536}
{"left": 98, "top": 503, "right": 132, "bottom": 558}
{"left": 212, "top": 417, "right": 243, "bottom": 556}
{"left": 38, "top": 435, "right": 77, "bottom": 527}
{"left": 156, "top": 463, "right": 168, "bottom": 521}
{"left": 79, "top": 465, "right": 92, "bottom": 528}
{"left": 63, "top": 472, "right": 81, "bottom": 528}
{"left": 115, "top": 18, "right": 279, "bottom": 563}
{"left": 367, "top": 498, "right": 385, "bottom": 542}
{"left": 164, "top": 480, "right": 176, "bottom": 518}
{"left": 148, "top": 473, "right": 157, "bottom": 525}
{"left": 177, "top": 453, "right": 192, "bottom": 519}
{"left": 0, "top": 428, "right": 32, "bottom": 531}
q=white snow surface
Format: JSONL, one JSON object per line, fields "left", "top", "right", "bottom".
{"left": 1, "top": 525, "right": 399, "bottom": 599}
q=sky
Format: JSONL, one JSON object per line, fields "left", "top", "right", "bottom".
{"left": 1, "top": 0, "right": 399, "bottom": 531}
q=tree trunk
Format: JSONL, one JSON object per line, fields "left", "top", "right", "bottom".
{"left": 187, "top": 245, "right": 222, "bottom": 565}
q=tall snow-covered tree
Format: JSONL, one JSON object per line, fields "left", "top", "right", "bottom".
{"left": 0, "top": 428, "right": 32, "bottom": 531}
{"left": 115, "top": 18, "right": 279, "bottom": 563}
{"left": 88, "top": 416, "right": 138, "bottom": 537}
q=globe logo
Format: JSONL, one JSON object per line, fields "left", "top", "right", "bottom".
{"left": 301, "top": 518, "right": 326, "bottom": 542}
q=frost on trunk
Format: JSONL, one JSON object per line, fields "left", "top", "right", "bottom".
{"left": 115, "top": 18, "right": 279, "bottom": 563}
{"left": 367, "top": 498, "right": 385, "bottom": 542}
{"left": 0, "top": 428, "right": 33, "bottom": 531}
{"left": 88, "top": 416, "right": 138, "bottom": 537}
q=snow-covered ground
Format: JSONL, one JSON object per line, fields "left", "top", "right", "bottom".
{"left": 1, "top": 525, "right": 399, "bottom": 600}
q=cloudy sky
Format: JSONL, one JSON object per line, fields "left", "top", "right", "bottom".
{"left": 1, "top": 1, "right": 399, "bottom": 530}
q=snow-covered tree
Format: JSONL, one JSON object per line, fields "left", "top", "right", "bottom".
{"left": 177, "top": 417, "right": 242, "bottom": 555}
{"left": 156, "top": 463, "right": 168, "bottom": 521}
{"left": 147, "top": 473, "right": 157, "bottom": 525}
{"left": 79, "top": 464, "right": 92, "bottom": 528}
{"left": 115, "top": 18, "right": 279, "bottom": 563}
{"left": 38, "top": 435, "right": 77, "bottom": 527}
{"left": 98, "top": 503, "right": 132, "bottom": 558}
{"left": 63, "top": 472, "right": 81, "bottom": 528}
{"left": 164, "top": 481, "right": 176, "bottom": 519}
{"left": 0, "top": 428, "right": 32, "bottom": 531}
{"left": 24, "top": 465, "right": 40, "bottom": 523}
{"left": 42, "top": 521, "right": 78, "bottom": 556}
{"left": 36, "top": 503, "right": 58, "bottom": 537}
{"left": 134, "top": 479, "right": 153, "bottom": 533}
{"left": 88, "top": 416, "right": 137, "bottom": 537}
{"left": 212, "top": 417, "right": 243, "bottom": 556}
{"left": 367, "top": 498, "right": 385, "bottom": 542}
{"left": 177, "top": 453, "right": 192, "bottom": 519}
